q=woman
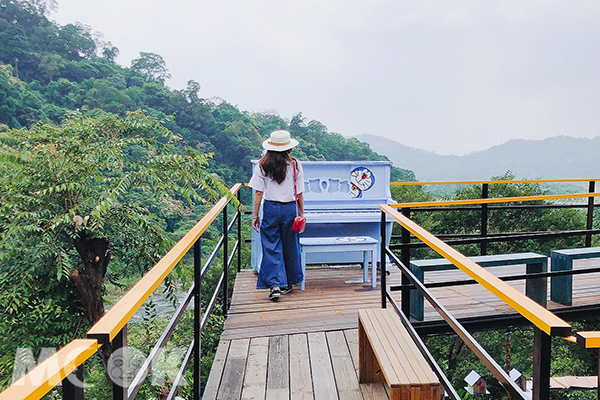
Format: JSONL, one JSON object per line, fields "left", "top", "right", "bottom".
{"left": 249, "top": 130, "right": 304, "bottom": 301}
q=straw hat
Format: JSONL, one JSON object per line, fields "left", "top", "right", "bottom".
{"left": 262, "top": 130, "right": 299, "bottom": 152}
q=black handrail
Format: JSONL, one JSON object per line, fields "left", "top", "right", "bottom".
{"left": 0, "top": 184, "right": 246, "bottom": 400}
{"left": 380, "top": 204, "right": 576, "bottom": 400}
{"left": 385, "top": 250, "right": 528, "bottom": 400}
{"left": 392, "top": 180, "right": 598, "bottom": 256}
{"left": 122, "top": 189, "right": 243, "bottom": 400}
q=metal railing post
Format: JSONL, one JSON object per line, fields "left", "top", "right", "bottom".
{"left": 62, "top": 366, "right": 84, "bottom": 400}
{"left": 237, "top": 190, "right": 242, "bottom": 272}
{"left": 586, "top": 180, "right": 596, "bottom": 247}
{"left": 112, "top": 326, "right": 127, "bottom": 400}
{"left": 193, "top": 239, "right": 201, "bottom": 400}
{"left": 401, "top": 208, "right": 411, "bottom": 317}
{"left": 532, "top": 327, "right": 551, "bottom": 400}
{"left": 481, "top": 183, "right": 489, "bottom": 255}
{"left": 222, "top": 204, "right": 229, "bottom": 316}
{"left": 380, "top": 210, "right": 387, "bottom": 309}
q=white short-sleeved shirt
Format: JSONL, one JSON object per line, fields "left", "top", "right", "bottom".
{"left": 248, "top": 160, "right": 305, "bottom": 202}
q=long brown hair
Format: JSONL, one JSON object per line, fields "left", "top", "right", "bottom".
{"left": 259, "top": 150, "right": 295, "bottom": 184}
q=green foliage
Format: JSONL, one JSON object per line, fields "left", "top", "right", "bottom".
{"left": 426, "top": 323, "right": 600, "bottom": 400}
{"left": 440, "top": 173, "right": 585, "bottom": 256}
{"left": 0, "top": 1, "right": 414, "bottom": 188}
{"left": 130, "top": 52, "right": 171, "bottom": 83}
{"left": 391, "top": 173, "right": 587, "bottom": 258}
{"left": 0, "top": 1, "right": 416, "bottom": 395}
{"left": 0, "top": 110, "right": 230, "bottom": 389}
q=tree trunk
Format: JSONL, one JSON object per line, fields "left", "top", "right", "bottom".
{"left": 70, "top": 232, "right": 110, "bottom": 326}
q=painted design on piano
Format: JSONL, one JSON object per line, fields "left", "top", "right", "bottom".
{"left": 306, "top": 178, "right": 351, "bottom": 194}
{"left": 350, "top": 167, "right": 375, "bottom": 198}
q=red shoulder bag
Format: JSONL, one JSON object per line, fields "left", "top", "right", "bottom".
{"left": 291, "top": 160, "right": 306, "bottom": 234}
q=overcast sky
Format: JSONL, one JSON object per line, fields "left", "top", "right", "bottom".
{"left": 51, "top": 1, "right": 600, "bottom": 155}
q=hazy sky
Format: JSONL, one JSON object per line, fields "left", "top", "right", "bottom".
{"left": 51, "top": 1, "right": 600, "bottom": 155}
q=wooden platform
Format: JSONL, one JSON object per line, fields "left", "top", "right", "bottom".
{"left": 204, "top": 259, "right": 600, "bottom": 399}
{"left": 203, "top": 328, "right": 389, "bottom": 400}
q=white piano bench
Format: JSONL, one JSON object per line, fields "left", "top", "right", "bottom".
{"left": 299, "top": 236, "right": 379, "bottom": 290}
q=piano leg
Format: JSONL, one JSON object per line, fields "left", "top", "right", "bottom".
{"left": 300, "top": 248, "right": 306, "bottom": 291}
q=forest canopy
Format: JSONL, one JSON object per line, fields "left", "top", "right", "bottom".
{"left": 0, "top": 0, "right": 415, "bottom": 185}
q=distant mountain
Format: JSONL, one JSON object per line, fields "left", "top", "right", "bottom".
{"left": 355, "top": 134, "right": 600, "bottom": 182}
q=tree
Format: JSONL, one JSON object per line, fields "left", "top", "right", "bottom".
{"left": 101, "top": 41, "right": 119, "bottom": 63}
{"left": 130, "top": 51, "right": 171, "bottom": 83}
{"left": 0, "top": 63, "right": 47, "bottom": 127}
{"left": 55, "top": 23, "right": 96, "bottom": 61}
{"left": 183, "top": 79, "right": 201, "bottom": 102}
{"left": 0, "top": 110, "right": 230, "bottom": 332}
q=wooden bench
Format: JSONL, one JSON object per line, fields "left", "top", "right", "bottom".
{"left": 410, "top": 252, "right": 548, "bottom": 320}
{"left": 358, "top": 308, "right": 441, "bottom": 399}
{"left": 299, "top": 236, "right": 378, "bottom": 290}
{"left": 551, "top": 247, "right": 600, "bottom": 306}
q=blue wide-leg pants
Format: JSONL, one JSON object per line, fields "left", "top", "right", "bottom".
{"left": 257, "top": 201, "right": 303, "bottom": 289}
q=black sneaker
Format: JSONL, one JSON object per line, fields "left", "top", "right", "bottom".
{"left": 280, "top": 286, "right": 293, "bottom": 295}
{"left": 269, "top": 287, "right": 281, "bottom": 301}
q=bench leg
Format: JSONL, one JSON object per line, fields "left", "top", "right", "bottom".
{"left": 363, "top": 250, "right": 369, "bottom": 284}
{"left": 551, "top": 254, "right": 572, "bottom": 306}
{"left": 409, "top": 267, "right": 425, "bottom": 321}
{"left": 358, "top": 320, "right": 384, "bottom": 384}
{"left": 389, "top": 387, "right": 402, "bottom": 400}
{"left": 526, "top": 261, "right": 548, "bottom": 307}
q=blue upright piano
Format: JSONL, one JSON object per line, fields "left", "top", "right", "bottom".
{"left": 250, "top": 160, "right": 395, "bottom": 271}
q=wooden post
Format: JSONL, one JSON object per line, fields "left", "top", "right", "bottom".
{"left": 532, "top": 327, "right": 551, "bottom": 400}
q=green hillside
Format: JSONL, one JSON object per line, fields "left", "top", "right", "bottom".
{"left": 0, "top": 0, "right": 414, "bottom": 185}
{"left": 357, "top": 133, "right": 600, "bottom": 182}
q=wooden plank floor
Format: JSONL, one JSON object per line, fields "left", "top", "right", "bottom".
{"left": 203, "top": 328, "right": 389, "bottom": 400}
{"left": 222, "top": 266, "right": 382, "bottom": 340}
{"left": 204, "top": 259, "right": 600, "bottom": 399}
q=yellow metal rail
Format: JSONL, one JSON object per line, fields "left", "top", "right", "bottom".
{"left": 392, "top": 192, "right": 600, "bottom": 209}
{"left": 0, "top": 340, "right": 99, "bottom": 400}
{"left": 88, "top": 183, "right": 242, "bottom": 343}
{"left": 391, "top": 178, "right": 600, "bottom": 186}
{"left": 0, "top": 184, "right": 243, "bottom": 400}
{"left": 380, "top": 204, "right": 572, "bottom": 337}
{"left": 576, "top": 332, "right": 600, "bottom": 348}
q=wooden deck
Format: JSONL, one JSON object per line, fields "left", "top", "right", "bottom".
{"left": 203, "top": 259, "right": 600, "bottom": 399}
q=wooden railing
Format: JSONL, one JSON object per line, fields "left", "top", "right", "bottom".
{"left": 0, "top": 183, "right": 243, "bottom": 400}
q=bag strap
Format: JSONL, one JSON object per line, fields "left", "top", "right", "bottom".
{"left": 293, "top": 160, "right": 299, "bottom": 217}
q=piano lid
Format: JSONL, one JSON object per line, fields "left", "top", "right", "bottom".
{"left": 249, "top": 160, "right": 394, "bottom": 209}
{"left": 300, "top": 161, "right": 394, "bottom": 209}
